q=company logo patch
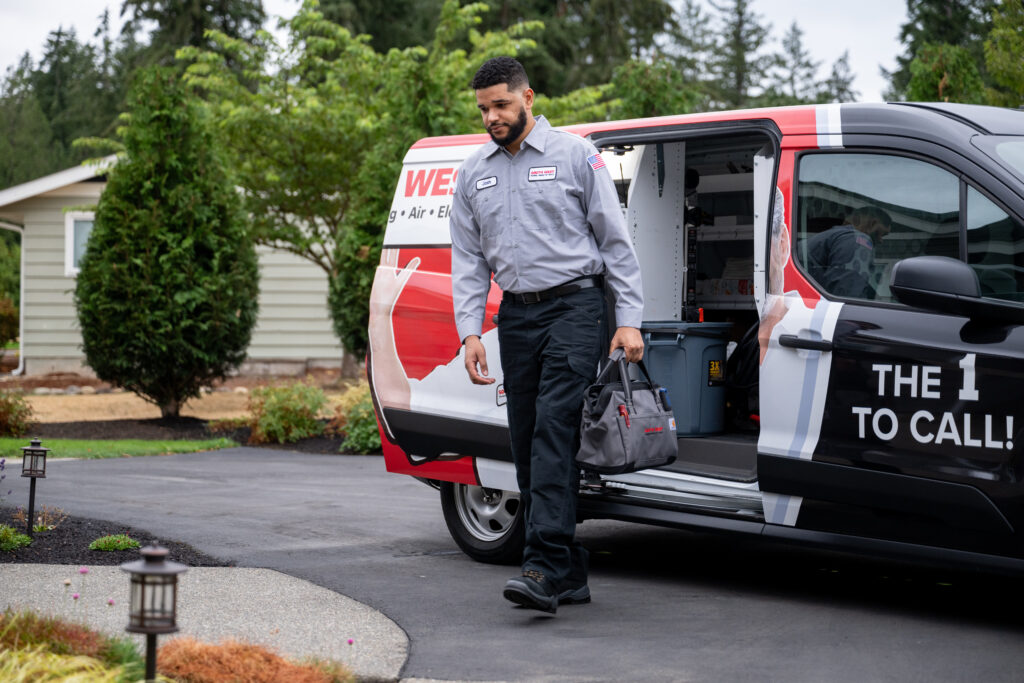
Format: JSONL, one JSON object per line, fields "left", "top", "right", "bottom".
{"left": 668, "top": 417, "right": 676, "bottom": 431}
{"left": 496, "top": 384, "right": 507, "bottom": 407}
{"left": 528, "top": 166, "right": 557, "bottom": 181}
{"left": 476, "top": 176, "right": 497, "bottom": 190}
{"left": 587, "top": 153, "right": 605, "bottom": 171}
{"left": 644, "top": 426, "right": 664, "bottom": 434}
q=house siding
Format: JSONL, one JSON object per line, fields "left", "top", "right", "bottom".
{"left": 11, "top": 184, "right": 345, "bottom": 376}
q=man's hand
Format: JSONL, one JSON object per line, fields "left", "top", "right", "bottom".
{"left": 610, "top": 326, "right": 644, "bottom": 363}
{"left": 463, "top": 335, "right": 496, "bottom": 385}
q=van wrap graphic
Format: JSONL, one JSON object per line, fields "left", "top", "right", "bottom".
{"left": 757, "top": 128, "right": 842, "bottom": 528}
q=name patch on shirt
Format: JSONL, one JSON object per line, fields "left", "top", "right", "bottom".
{"left": 476, "top": 176, "right": 497, "bottom": 190}
{"left": 528, "top": 166, "right": 557, "bottom": 182}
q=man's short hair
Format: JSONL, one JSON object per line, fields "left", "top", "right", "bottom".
{"left": 848, "top": 206, "right": 892, "bottom": 229}
{"left": 470, "top": 57, "right": 529, "bottom": 91}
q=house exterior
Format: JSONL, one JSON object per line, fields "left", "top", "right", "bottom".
{"left": 0, "top": 160, "right": 346, "bottom": 377}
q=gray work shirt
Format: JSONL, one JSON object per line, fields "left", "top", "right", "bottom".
{"left": 450, "top": 115, "right": 644, "bottom": 342}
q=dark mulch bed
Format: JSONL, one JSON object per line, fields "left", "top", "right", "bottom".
{"left": 29, "top": 417, "right": 348, "bottom": 455}
{"left": 0, "top": 505, "right": 231, "bottom": 566}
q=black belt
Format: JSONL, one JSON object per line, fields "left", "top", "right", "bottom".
{"left": 503, "top": 276, "right": 603, "bottom": 305}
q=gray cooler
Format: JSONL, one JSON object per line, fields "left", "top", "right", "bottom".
{"left": 639, "top": 321, "right": 732, "bottom": 436}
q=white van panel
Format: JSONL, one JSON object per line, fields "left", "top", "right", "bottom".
{"left": 627, "top": 142, "right": 686, "bottom": 321}
{"left": 384, "top": 144, "right": 481, "bottom": 247}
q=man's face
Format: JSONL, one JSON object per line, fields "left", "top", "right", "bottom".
{"left": 476, "top": 83, "right": 533, "bottom": 147}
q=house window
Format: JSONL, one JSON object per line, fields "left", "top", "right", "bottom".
{"left": 64, "top": 211, "right": 95, "bottom": 276}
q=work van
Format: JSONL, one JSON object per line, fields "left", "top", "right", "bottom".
{"left": 367, "top": 102, "right": 1024, "bottom": 573}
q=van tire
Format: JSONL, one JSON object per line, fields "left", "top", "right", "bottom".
{"left": 440, "top": 482, "right": 524, "bottom": 565}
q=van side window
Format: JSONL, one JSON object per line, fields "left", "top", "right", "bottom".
{"left": 966, "top": 186, "right": 1024, "bottom": 303}
{"left": 796, "top": 153, "right": 959, "bottom": 302}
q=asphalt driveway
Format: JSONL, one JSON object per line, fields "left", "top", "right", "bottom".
{"left": 5, "top": 448, "right": 1024, "bottom": 682}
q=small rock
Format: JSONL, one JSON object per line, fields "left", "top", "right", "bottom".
{"left": 65, "top": 385, "right": 82, "bottom": 395}
{"left": 32, "top": 387, "right": 51, "bottom": 395}
{"left": 81, "top": 386, "right": 97, "bottom": 395}
{"left": 200, "top": 386, "right": 213, "bottom": 394}
{"left": 233, "top": 386, "right": 249, "bottom": 394}
{"left": 95, "top": 387, "right": 112, "bottom": 394}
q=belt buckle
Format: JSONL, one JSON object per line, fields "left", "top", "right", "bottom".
{"left": 521, "top": 291, "right": 542, "bottom": 304}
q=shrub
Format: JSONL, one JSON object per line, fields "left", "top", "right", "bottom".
{"left": 0, "top": 647, "right": 123, "bottom": 682}
{"left": 0, "top": 524, "right": 32, "bottom": 551}
{"left": 0, "top": 297, "right": 17, "bottom": 349}
{"left": 248, "top": 381, "right": 327, "bottom": 444}
{"left": 0, "top": 233, "right": 18, "bottom": 308}
{"left": 157, "top": 637, "right": 354, "bottom": 683}
{"left": 74, "top": 67, "right": 259, "bottom": 418}
{"left": 0, "top": 610, "right": 143, "bottom": 679}
{"left": 0, "top": 390, "right": 33, "bottom": 437}
{"left": 0, "top": 609, "right": 106, "bottom": 658}
{"left": 328, "top": 382, "right": 381, "bottom": 454}
{"left": 13, "top": 504, "right": 67, "bottom": 533}
{"left": 89, "top": 534, "right": 141, "bottom": 551}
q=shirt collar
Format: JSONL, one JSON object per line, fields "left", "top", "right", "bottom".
{"left": 482, "top": 115, "right": 550, "bottom": 157}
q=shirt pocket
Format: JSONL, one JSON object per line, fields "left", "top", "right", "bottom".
{"left": 524, "top": 180, "right": 567, "bottom": 231}
{"left": 470, "top": 187, "right": 504, "bottom": 238}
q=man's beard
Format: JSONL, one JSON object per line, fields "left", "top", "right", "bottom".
{"left": 488, "top": 106, "right": 528, "bottom": 147}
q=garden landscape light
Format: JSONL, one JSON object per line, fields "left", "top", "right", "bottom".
{"left": 20, "top": 438, "right": 48, "bottom": 539}
{"left": 120, "top": 542, "right": 188, "bottom": 682}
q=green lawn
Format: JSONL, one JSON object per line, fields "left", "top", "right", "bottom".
{"left": 0, "top": 437, "right": 237, "bottom": 459}
{"left": 1, "top": 341, "right": 16, "bottom": 350}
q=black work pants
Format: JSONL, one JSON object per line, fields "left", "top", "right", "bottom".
{"left": 497, "top": 286, "right": 607, "bottom": 589}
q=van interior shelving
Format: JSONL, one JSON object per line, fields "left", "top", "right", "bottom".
{"left": 599, "top": 132, "right": 773, "bottom": 484}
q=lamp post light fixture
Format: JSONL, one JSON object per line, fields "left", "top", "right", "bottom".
{"left": 120, "top": 542, "right": 188, "bottom": 682}
{"left": 20, "top": 439, "right": 49, "bottom": 539}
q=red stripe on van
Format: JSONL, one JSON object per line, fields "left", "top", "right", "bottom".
{"left": 382, "top": 438, "right": 479, "bottom": 485}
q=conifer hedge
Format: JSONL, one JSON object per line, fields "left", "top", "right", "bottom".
{"left": 74, "top": 67, "right": 259, "bottom": 418}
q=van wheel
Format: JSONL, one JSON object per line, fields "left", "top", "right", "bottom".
{"left": 440, "top": 482, "right": 524, "bottom": 565}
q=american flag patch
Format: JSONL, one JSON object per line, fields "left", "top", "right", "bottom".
{"left": 587, "top": 153, "right": 606, "bottom": 171}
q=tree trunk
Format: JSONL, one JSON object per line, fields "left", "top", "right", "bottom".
{"left": 160, "top": 397, "right": 181, "bottom": 419}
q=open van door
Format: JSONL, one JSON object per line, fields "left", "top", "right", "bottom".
{"left": 758, "top": 141, "right": 1024, "bottom": 557}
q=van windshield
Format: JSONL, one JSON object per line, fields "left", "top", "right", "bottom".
{"left": 973, "top": 136, "right": 1024, "bottom": 184}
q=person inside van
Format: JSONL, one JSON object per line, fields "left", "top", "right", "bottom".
{"left": 805, "top": 206, "right": 892, "bottom": 299}
{"left": 450, "top": 57, "right": 645, "bottom": 614}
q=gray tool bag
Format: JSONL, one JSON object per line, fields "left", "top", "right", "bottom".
{"left": 576, "top": 348, "right": 678, "bottom": 474}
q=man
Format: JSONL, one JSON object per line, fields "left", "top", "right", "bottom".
{"left": 806, "top": 206, "right": 892, "bottom": 299}
{"left": 449, "top": 57, "right": 645, "bottom": 614}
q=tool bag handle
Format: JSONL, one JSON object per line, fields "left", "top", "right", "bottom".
{"left": 596, "top": 348, "right": 656, "bottom": 413}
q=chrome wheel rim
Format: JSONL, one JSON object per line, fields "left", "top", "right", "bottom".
{"left": 452, "top": 484, "right": 520, "bottom": 542}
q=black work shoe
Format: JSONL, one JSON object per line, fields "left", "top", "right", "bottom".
{"left": 558, "top": 583, "right": 591, "bottom": 605}
{"left": 504, "top": 570, "right": 558, "bottom": 614}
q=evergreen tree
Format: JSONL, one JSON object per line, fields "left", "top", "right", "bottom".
{"left": 817, "top": 50, "right": 860, "bottom": 103}
{"left": 0, "top": 58, "right": 63, "bottom": 189}
{"left": 772, "top": 22, "right": 820, "bottom": 102}
{"left": 120, "top": 0, "right": 267, "bottom": 70}
{"left": 74, "top": 67, "right": 259, "bottom": 417}
{"left": 319, "top": 0, "right": 443, "bottom": 54}
{"left": 667, "top": 0, "right": 715, "bottom": 83}
{"left": 469, "top": 0, "right": 677, "bottom": 95}
{"left": 984, "top": 0, "right": 1024, "bottom": 106}
{"left": 29, "top": 27, "right": 110, "bottom": 167}
{"left": 706, "top": 0, "right": 774, "bottom": 109}
{"left": 906, "top": 42, "right": 986, "bottom": 102}
{"left": 884, "top": 0, "right": 995, "bottom": 100}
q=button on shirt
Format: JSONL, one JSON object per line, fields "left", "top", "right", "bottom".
{"left": 450, "top": 116, "right": 644, "bottom": 342}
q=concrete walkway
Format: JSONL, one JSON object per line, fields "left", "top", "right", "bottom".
{"left": 1, "top": 564, "right": 408, "bottom": 681}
